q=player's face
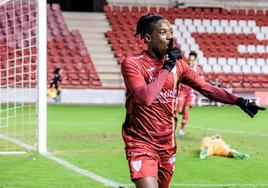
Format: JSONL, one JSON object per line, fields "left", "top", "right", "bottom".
{"left": 188, "top": 55, "right": 197, "bottom": 65}
{"left": 148, "top": 19, "right": 173, "bottom": 56}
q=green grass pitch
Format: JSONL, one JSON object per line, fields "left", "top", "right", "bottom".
{"left": 0, "top": 104, "right": 267, "bottom": 188}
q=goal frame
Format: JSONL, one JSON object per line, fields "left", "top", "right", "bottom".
{"left": 37, "top": 0, "right": 47, "bottom": 154}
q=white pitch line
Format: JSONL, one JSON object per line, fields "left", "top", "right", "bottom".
{"left": 0, "top": 134, "right": 126, "bottom": 188}
{"left": 189, "top": 125, "right": 268, "bottom": 137}
{"left": 43, "top": 152, "right": 126, "bottom": 188}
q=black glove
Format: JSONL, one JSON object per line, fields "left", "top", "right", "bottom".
{"left": 236, "top": 97, "right": 266, "bottom": 118}
{"left": 162, "top": 39, "right": 182, "bottom": 71}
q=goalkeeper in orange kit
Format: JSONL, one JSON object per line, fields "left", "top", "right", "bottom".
{"left": 199, "top": 134, "right": 249, "bottom": 160}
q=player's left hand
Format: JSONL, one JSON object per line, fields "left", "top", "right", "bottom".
{"left": 236, "top": 97, "right": 266, "bottom": 118}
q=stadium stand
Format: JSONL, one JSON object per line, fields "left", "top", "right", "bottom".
{"left": 47, "top": 4, "right": 101, "bottom": 88}
{"left": 104, "top": 5, "right": 268, "bottom": 91}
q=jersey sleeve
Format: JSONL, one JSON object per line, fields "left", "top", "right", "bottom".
{"left": 179, "top": 60, "right": 238, "bottom": 104}
{"left": 121, "top": 57, "right": 169, "bottom": 106}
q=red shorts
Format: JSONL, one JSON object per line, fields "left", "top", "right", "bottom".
{"left": 177, "top": 92, "right": 196, "bottom": 108}
{"left": 126, "top": 146, "right": 176, "bottom": 188}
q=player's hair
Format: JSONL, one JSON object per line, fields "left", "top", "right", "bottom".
{"left": 189, "top": 51, "right": 198, "bottom": 58}
{"left": 54, "top": 68, "right": 61, "bottom": 74}
{"left": 135, "top": 13, "right": 164, "bottom": 39}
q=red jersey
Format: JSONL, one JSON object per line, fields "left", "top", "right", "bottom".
{"left": 179, "top": 64, "right": 203, "bottom": 94}
{"left": 121, "top": 52, "right": 237, "bottom": 151}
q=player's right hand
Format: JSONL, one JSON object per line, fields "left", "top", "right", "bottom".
{"left": 162, "top": 39, "right": 182, "bottom": 71}
{"left": 236, "top": 97, "right": 266, "bottom": 118}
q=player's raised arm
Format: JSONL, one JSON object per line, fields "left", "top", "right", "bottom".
{"left": 180, "top": 60, "right": 265, "bottom": 118}
{"left": 121, "top": 57, "right": 169, "bottom": 106}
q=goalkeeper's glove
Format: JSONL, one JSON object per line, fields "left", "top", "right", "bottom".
{"left": 236, "top": 97, "right": 266, "bottom": 118}
{"left": 162, "top": 39, "right": 182, "bottom": 72}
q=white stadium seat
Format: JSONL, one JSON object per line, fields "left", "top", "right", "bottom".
{"left": 211, "top": 20, "right": 220, "bottom": 27}
{"left": 252, "top": 65, "right": 261, "bottom": 73}
{"left": 234, "top": 26, "right": 242, "bottom": 34}
{"left": 256, "top": 33, "right": 265, "bottom": 40}
{"left": 247, "top": 45, "right": 256, "bottom": 53}
{"left": 247, "top": 58, "right": 256, "bottom": 66}
{"left": 229, "top": 20, "right": 238, "bottom": 27}
{"left": 252, "top": 26, "right": 260, "bottom": 33}
{"left": 242, "top": 65, "right": 251, "bottom": 73}
{"left": 262, "top": 66, "right": 268, "bottom": 73}
{"left": 237, "top": 58, "right": 246, "bottom": 66}
{"left": 208, "top": 57, "right": 217, "bottom": 65}
{"left": 260, "top": 26, "right": 268, "bottom": 34}
{"left": 238, "top": 20, "right": 247, "bottom": 27}
{"left": 193, "top": 19, "right": 202, "bottom": 26}
{"left": 227, "top": 58, "right": 236, "bottom": 65}
{"left": 175, "top": 19, "right": 183, "bottom": 26}
{"left": 243, "top": 27, "right": 251, "bottom": 34}
{"left": 177, "top": 25, "right": 187, "bottom": 32}
{"left": 187, "top": 25, "right": 196, "bottom": 32}
{"left": 213, "top": 64, "right": 222, "bottom": 73}
{"left": 202, "top": 64, "right": 212, "bottom": 72}
{"left": 215, "top": 26, "right": 224, "bottom": 33}
{"left": 256, "top": 45, "right": 265, "bottom": 53}
{"left": 198, "top": 57, "right": 207, "bottom": 66}
{"left": 206, "top": 25, "right": 215, "bottom": 33}
{"left": 224, "top": 26, "right": 233, "bottom": 33}
{"left": 202, "top": 19, "right": 211, "bottom": 27}
{"left": 220, "top": 20, "right": 229, "bottom": 27}
{"left": 186, "top": 37, "right": 195, "bottom": 44}
{"left": 222, "top": 65, "right": 232, "bottom": 73}
{"left": 184, "top": 19, "right": 192, "bottom": 26}
{"left": 232, "top": 65, "right": 241, "bottom": 73}
{"left": 218, "top": 57, "right": 227, "bottom": 65}
{"left": 196, "top": 25, "right": 206, "bottom": 33}
{"left": 247, "top": 20, "right": 256, "bottom": 28}
{"left": 256, "top": 58, "right": 265, "bottom": 66}
{"left": 237, "top": 45, "right": 246, "bottom": 53}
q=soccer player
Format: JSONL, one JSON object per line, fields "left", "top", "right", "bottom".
{"left": 50, "top": 68, "right": 62, "bottom": 103}
{"left": 177, "top": 51, "right": 203, "bottom": 136}
{"left": 199, "top": 134, "right": 249, "bottom": 160}
{"left": 121, "top": 13, "right": 265, "bottom": 188}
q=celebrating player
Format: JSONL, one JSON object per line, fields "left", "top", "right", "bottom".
{"left": 177, "top": 51, "right": 203, "bottom": 136}
{"left": 121, "top": 13, "right": 265, "bottom": 188}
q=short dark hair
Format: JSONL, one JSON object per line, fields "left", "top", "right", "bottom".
{"left": 54, "top": 68, "right": 61, "bottom": 74}
{"left": 135, "top": 13, "right": 164, "bottom": 39}
{"left": 189, "top": 51, "right": 198, "bottom": 58}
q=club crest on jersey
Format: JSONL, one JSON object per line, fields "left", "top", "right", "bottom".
{"left": 168, "top": 154, "right": 176, "bottom": 165}
{"left": 131, "top": 160, "right": 142, "bottom": 172}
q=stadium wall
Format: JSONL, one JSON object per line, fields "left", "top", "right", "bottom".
{"left": 2, "top": 89, "right": 268, "bottom": 105}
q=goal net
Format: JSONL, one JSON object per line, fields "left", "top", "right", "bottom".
{"left": 0, "top": 0, "right": 45, "bottom": 154}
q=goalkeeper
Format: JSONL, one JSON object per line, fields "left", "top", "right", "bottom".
{"left": 199, "top": 134, "right": 249, "bottom": 160}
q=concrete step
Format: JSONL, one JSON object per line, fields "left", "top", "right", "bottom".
{"left": 91, "top": 59, "right": 118, "bottom": 65}
{"left": 77, "top": 27, "right": 109, "bottom": 33}
{"left": 63, "top": 12, "right": 107, "bottom": 20}
{"left": 87, "top": 47, "right": 112, "bottom": 54}
{"left": 102, "top": 82, "right": 125, "bottom": 88}
{"left": 84, "top": 40, "right": 109, "bottom": 46}
{"left": 90, "top": 53, "right": 115, "bottom": 59}
{"left": 99, "top": 73, "right": 122, "bottom": 80}
{"left": 95, "top": 65, "right": 121, "bottom": 73}
{"left": 67, "top": 21, "right": 109, "bottom": 27}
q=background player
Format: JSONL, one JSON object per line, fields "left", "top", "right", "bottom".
{"left": 177, "top": 51, "right": 203, "bottom": 136}
{"left": 121, "top": 13, "right": 265, "bottom": 188}
{"left": 49, "top": 68, "right": 62, "bottom": 103}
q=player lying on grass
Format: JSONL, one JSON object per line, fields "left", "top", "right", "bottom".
{"left": 121, "top": 13, "right": 265, "bottom": 188}
{"left": 199, "top": 134, "right": 249, "bottom": 160}
{"left": 177, "top": 51, "right": 203, "bottom": 136}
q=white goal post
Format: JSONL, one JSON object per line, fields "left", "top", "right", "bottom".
{"left": 0, "top": 0, "right": 47, "bottom": 154}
